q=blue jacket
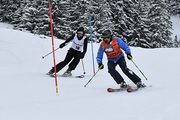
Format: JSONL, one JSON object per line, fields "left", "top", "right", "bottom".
{"left": 96, "top": 37, "right": 131, "bottom": 64}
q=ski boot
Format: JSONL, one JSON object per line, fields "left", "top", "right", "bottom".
{"left": 120, "top": 82, "right": 128, "bottom": 89}
{"left": 46, "top": 69, "right": 54, "bottom": 75}
{"left": 62, "top": 69, "right": 72, "bottom": 77}
{"left": 136, "top": 82, "right": 146, "bottom": 88}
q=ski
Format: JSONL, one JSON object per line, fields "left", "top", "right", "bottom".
{"left": 47, "top": 74, "right": 85, "bottom": 78}
{"left": 126, "top": 85, "right": 152, "bottom": 93}
{"left": 107, "top": 88, "right": 124, "bottom": 92}
{"left": 61, "top": 74, "right": 84, "bottom": 78}
{"left": 126, "top": 87, "right": 139, "bottom": 92}
{"left": 107, "top": 85, "right": 131, "bottom": 92}
{"left": 75, "top": 75, "right": 85, "bottom": 78}
{"left": 107, "top": 84, "right": 151, "bottom": 93}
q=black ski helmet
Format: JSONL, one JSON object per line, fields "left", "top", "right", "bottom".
{"left": 77, "top": 27, "right": 85, "bottom": 35}
{"left": 76, "top": 27, "right": 85, "bottom": 40}
{"left": 102, "top": 29, "right": 113, "bottom": 38}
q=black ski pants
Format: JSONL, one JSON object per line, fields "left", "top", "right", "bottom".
{"left": 107, "top": 57, "right": 141, "bottom": 84}
{"left": 53, "top": 48, "right": 81, "bottom": 73}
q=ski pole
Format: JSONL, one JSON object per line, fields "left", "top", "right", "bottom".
{"left": 81, "top": 59, "right": 86, "bottom": 74}
{"left": 42, "top": 47, "right": 59, "bottom": 59}
{"left": 84, "top": 65, "right": 103, "bottom": 87}
{"left": 131, "top": 59, "right": 148, "bottom": 80}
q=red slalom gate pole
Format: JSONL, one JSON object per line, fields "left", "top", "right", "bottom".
{"left": 48, "top": 1, "right": 59, "bottom": 95}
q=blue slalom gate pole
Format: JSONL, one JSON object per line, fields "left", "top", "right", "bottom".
{"left": 88, "top": 16, "right": 96, "bottom": 75}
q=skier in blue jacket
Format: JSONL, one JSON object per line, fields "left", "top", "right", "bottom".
{"left": 96, "top": 29, "right": 145, "bottom": 88}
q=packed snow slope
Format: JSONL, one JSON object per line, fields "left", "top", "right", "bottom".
{"left": 0, "top": 20, "right": 180, "bottom": 120}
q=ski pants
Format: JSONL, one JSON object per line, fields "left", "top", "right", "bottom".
{"left": 53, "top": 48, "right": 81, "bottom": 73}
{"left": 107, "top": 57, "right": 141, "bottom": 84}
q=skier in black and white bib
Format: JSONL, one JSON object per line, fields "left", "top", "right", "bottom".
{"left": 47, "top": 27, "right": 88, "bottom": 76}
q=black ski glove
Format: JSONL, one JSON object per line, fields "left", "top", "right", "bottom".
{"left": 98, "top": 63, "right": 104, "bottom": 70}
{"left": 127, "top": 53, "right": 132, "bottom": 60}
{"left": 78, "top": 53, "right": 85, "bottom": 59}
{"left": 59, "top": 43, "right": 65, "bottom": 48}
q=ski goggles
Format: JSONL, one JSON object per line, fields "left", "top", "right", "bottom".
{"left": 103, "top": 36, "right": 111, "bottom": 41}
{"left": 77, "top": 31, "right": 83, "bottom": 34}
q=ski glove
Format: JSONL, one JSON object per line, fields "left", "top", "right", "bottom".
{"left": 77, "top": 53, "right": 85, "bottom": 59}
{"left": 59, "top": 43, "right": 65, "bottom": 48}
{"left": 98, "top": 63, "right": 104, "bottom": 70}
{"left": 127, "top": 54, "right": 132, "bottom": 60}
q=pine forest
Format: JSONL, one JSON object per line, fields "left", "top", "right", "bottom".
{"left": 1, "top": 0, "right": 180, "bottom": 48}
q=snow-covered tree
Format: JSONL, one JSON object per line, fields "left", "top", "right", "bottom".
{"left": 173, "top": 35, "right": 180, "bottom": 47}
{"left": 167, "top": 0, "right": 180, "bottom": 16}
{"left": 107, "top": 0, "right": 127, "bottom": 41}
{"left": 0, "top": 0, "right": 21, "bottom": 23}
{"left": 127, "top": 0, "right": 153, "bottom": 48}
{"left": 15, "top": 0, "right": 49, "bottom": 36}
{"left": 86, "top": 0, "right": 114, "bottom": 41}
{"left": 0, "top": 0, "right": 174, "bottom": 48}
{"left": 147, "top": 0, "right": 173, "bottom": 48}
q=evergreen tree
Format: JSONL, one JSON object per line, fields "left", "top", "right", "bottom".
{"left": 128, "top": 0, "right": 154, "bottom": 48}
{"left": 53, "top": 0, "right": 75, "bottom": 39}
{"left": 173, "top": 35, "right": 180, "bottom": 47}
{"left": 15, "top": 0, "right": 49, "bottom": 36}
{"left": 52, "top": 0, "right": 89, "bottom": 39}
{"left": 167, "top": 0, "right": 180, "bottom": 16}
{"left": 17, "top": 1, "right": 37, "bottom": 31}
{"left": 107, "top": 0, "right": 128, "bottom": 42}
{"left": 87, "top": 0, "right": 114, "bottom": 41}
{"left": 0, "top": 0, "right": 175, "bottom": 48}
{"left": 147, "top": 0, "right": 173, "bottom": 48}
{"left": 0, "top": 0, "right": 21, "bottom": 23}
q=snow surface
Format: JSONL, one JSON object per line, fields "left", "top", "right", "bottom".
{"left": 0, "top": 16, "right": 180, "bottom": 120}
